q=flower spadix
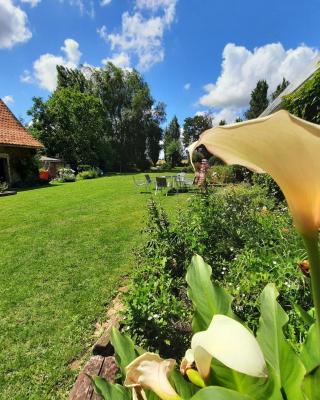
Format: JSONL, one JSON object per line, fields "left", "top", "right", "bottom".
{"left": 188, "top": 110, "right": 320, "bottom": 236}
{"left": 182, "top": 314, "right": 267, "bottom": 379}
{"left": 124, "top": 352, "right": 181, "bottom": 400}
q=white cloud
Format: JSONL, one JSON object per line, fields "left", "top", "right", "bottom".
{"left": 100, "top": 0, "right": 177, "bottom": 71}
{"left": 26, "top": 39, "right": 82, "bottom": 91}
{"left": 199, "top": 42, "right": 319, "bottom": 109}
{"left": 184, "top": 82, "right": 191, "bottom": 91}
{"left": 97, "top": 25, "right": 108, "bottom": 41}
{"left": 20, "top": 0, "right": 41, "bottom": 7}
{"left": 2, "top": 95, "right": 14, "bottom": 104}
{"left": 197, "top": 42, "right": 319, "bottom": 124}
{"left": 20, "top": 69, "right": 33, "bottom": 83}
{"left": 102, "top": 52, "right": 131, "bottom": 69}
{"left": 211, "top": 108, "right": 243, "bottom": 126}
{"left": 100, "top": 0, "right": 111, "bottom": 6}
{"left": 0, "top": 0, "right": 32, "bottom": 48}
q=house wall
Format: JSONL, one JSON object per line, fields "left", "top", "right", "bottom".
{"left": 0, "top": 145, "right": 38, "bottom": 186}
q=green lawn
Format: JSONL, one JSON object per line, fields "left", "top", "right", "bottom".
{"left": 0, "top": 173, "right": 190, "bottom": 399}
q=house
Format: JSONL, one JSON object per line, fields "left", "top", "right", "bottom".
{"left": 0, "top": 99, "right": 43, "bottom": 186}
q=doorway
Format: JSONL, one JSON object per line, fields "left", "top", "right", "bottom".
{"left": 0, "top": 156, "right": 9, "bottom": 183}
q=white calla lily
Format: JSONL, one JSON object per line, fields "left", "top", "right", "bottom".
{"left": 188, "top": 110, "right": 320, "bottom": 236}
{"left": 125, "top": 352, "right": 181, "bottom": 400}
{"left": 183, "top": 314, "right": 267, "bottom": 379}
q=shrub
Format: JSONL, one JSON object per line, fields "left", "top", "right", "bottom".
{"left": 57, "top": 168, "right": 76, "bottom": 182}
{"left": 77, "top": 164, "right": 92, "bottom": 172}
{"left": 123, "top": 184, "right": 311, "bottom": 355}
{"left": 77, "top": 167, "right": 102, "bottom": 180}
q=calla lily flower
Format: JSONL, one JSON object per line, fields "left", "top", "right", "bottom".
{"left": 182, "top": 314, "right": 267, "bottom": 379}
{"left": 124, "top": 352, "right": 181, "bottom": 400}
{"left": 188, "top": 110, "right": 320, "bottom": 236}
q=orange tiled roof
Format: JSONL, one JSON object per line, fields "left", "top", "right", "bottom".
{"left": 0, "top": 99, "right": 43, "bottom": 148}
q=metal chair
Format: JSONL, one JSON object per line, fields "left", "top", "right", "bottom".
{"left": 133, "top": 176, "right": 150, "bottom": 193}
{"left": 176, "top": 172, "right": 193, "bottom": 188}
{"left": 155, "top": 176, "right": 170, "bottom": 195}
{"left": 145, "top": 174, "right": 154, "bottom": 189}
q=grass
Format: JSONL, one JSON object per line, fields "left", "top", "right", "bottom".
{"left": 0, "top": 173, "right": 191, "bottom": 399}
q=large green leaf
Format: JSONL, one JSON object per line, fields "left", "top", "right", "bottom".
{"left": 293, "top": 304, "right": 315, "bottom": 327}
{"left": 186, "top": 255, "right": 234, "bottom": 332}
{"left": 209, "top": 359, "right": 279, "bottom": 400}
{"left": 301, "top": 324, "right": 320, "bottom": 373}
{"left": 302, "top": 366, "right": 320, "bottom": 400}
{"left": 190, "top": 386, "right": 253, "bottom": 399}
{"left": 170, "top": 369, "right": 199, "bottom": 399}
{"left": 91, "top": 376, "right": 130, "bottom": 400}
{"left": 256, "top": 284, "right": 305, "bottom": 400}
{"left": 111, "top": 327, "right": 138, "bottom": 376}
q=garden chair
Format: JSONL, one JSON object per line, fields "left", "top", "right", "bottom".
{"left": 155, "top": 176, "right": 170, "bottom": 195}
{"left": 133, "top": 176, "right": 150, "bottom": 193}
{"left": 176, "top": 172, "right": 193, "bottom": 189}
{"left": 144, "top": 174, "right": 154, "bottom": 190}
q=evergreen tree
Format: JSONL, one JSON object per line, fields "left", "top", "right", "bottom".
{"left": 235, "top": 116, "right": 243, "bottom": 123}
{"left": 245, "top": 80, "right": 269, "bottom": 120}
{"left": 166, "top": 115, "right": 180, "bottom": 140}
{"left": 271, "top": 77, "right": 290, "bottom": 101}
{"left": 163, "top": 116, "right": 182, "bottom": 166}
{"left": 219, "top": 119, "right": 226, "bottom": 126}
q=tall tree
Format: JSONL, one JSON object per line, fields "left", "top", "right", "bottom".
{"left": 183, "top": 114, "right": 212, "bottom": 148}
{"left": 163, "top": 116, "right": 182, "bottom": 166}
{"left": 219, "top": 119, "right": 226, "bottom": 126}
{"left": 271, "top": 77, "right": 290, "bottom": 101}
{"left": 146, "top": 102, "right": 166, "bottom": 165}
{"left": 30, "top": 63, "right": 165, "bottom": 172}
{"left": 56, "top": 66, "right": 91, "bottom": 93}
{"left": 245, "top": 80, "right": 269, "bottom": 120}
{"left": 90, "top": 63, "right": 165, "bottom": 170}
{"left": 28, "top": 88, "right": 109, "bottom": 169}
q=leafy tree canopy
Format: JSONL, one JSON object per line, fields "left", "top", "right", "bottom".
{"left": 183, "top": 114, "right": 213, "bottom": 148}
{"left": 29, "top": 63, "right": 166, "bottom": 171}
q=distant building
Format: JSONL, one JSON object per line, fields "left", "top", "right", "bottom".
{"left": 260, "top": 57, "right": 320, "bottom": 117}
{"left": 0, "top": 99, "right": 43, "bottom": 186}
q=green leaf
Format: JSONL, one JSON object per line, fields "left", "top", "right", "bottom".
{"left": 91, "top": 376, "right": 130, "bottom": 400}
{"left": 256, "top": 284, "right": 305, "bottom": 400}
{"left": 186, "top": 255, "right": 234, "bottom": 332}
{"left": 111, "top": 327, "right": 138, "bottom": 376}
{"left": 301, "top": 324, "right": 320, "bottom": 373}
{"left": 170, "top": 369, "right": 199, "bottom": 399}
{"left": 190, "top": 386, "right": 253, "bottom": 399}
{"left": 293, "top": 303, "right": 315, "bottom": 327}
{"left": 302, "top": 366, "right": 320, "bottom": 400}
{"left": 208, "top": 360, "right": 279, "bottom": 400}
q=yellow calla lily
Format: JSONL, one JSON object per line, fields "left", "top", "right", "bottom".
{"left": 188, "top": 110, "right": 320, "bottom": 236}
{"left": 124, "top": 352, "right": 181, "bottom": 400}
{"left": 182, "top": 314, "right": 267, "bottom": 379}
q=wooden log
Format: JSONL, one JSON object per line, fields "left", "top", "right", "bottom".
{"left": 69, "top": 356, "right": 118, "bottom": 400}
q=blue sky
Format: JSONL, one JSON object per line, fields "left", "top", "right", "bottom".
{"left": 0, "top": 0, "right": 319, "bottom": 126}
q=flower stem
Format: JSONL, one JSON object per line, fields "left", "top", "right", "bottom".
{"left": 303, "top": 232, "right": 320, "bottom": 347}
